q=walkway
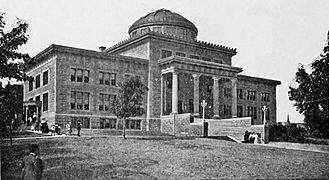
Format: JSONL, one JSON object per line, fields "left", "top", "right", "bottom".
{"left": 260, "top": 141, "right": 329, "bottom": 154}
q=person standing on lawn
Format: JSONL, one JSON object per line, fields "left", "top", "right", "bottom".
{"left": 66, "top": 122, "right": 72, "bottom": 135}
{"left": 21, "top": 144, "right": 43, "bottom": 180}
{"left": 77, "top": 121, "right": 82, "bottom": 136}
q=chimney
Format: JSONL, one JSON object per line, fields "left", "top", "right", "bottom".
{"left": 99, "top": 46, "right": 106, "bottom": 52}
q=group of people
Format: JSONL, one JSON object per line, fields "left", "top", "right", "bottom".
{"left": 27, "top": 113, "right": 39, "bottom": 131}
{"left": 49, "top": 121, "right": 82, "bottom": 136}
{"left": 244, "top": 131, "right": 264, "bottom": 144}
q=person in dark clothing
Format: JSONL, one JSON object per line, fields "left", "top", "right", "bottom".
{"left": 21, "top": 144, "right": 43, "bottom": 180}
{"left": 77, "top": 121, "right": 82, "bottom": 136}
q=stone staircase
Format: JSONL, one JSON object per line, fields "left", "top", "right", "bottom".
{"left": 206, "top": 117, "right": 252, "bottom": 142}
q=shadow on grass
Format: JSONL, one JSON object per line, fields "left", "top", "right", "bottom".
{"left": 43, "top": 158, "right": 159, "bottom": 179}
{"left": 1, "top": 141, "right": 75, "bottom": 180}
{"left": 92, "top": 164, "right": 159, "bottom": 180}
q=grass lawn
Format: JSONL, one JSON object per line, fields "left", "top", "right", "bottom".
{"left": 1, "top": 136, "right": 329, "bottom": 179}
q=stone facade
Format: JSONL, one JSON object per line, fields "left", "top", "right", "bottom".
{"left": 23, "top": 9, "right": 280, "bottom": 137}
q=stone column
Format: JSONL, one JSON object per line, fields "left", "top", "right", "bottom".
{"left": 25, "top": 105, "right": 28, "bottom": 123}
{"left": 231, "top": 78, "right": 237, "bottom": 117}
{"left": 213, "top": 77, "right": 220, "bottom": 118}
{"left": 172, "top": 71, "right": 178, "bottom": 114}
{"left": 192, "top": 74, "right": 200, "bottom": 117}
{"left": 160, "top": 74, "right": 164, "bottom": 116}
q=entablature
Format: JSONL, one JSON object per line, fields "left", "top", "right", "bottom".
{"left": 159, "top": 55, "right": 242, "bottom": 78}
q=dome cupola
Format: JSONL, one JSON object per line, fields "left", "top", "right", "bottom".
{"left": 128, "top": 8, "right": 198, "bottom": 40}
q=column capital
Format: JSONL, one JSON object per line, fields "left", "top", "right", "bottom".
{"left": 192, "top": 74, "right": 201, "bottom": 78}
{"left": 172, "top": 71, "right": 179, "bottom": 75}
{"left": 212, "top": 76, "right": 220, "bottom": 81}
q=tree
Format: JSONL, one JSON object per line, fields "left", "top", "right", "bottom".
{"left": 0, "top": 13, "right": 30, "bottom": 142}
{"left": 112, "top": 76, "right": 148, "bottom": 139}
{"left": 0, "top": 13, "right": 31, "bottom": 81}
{"left": 289, "top": 31, "right": 329, "bottom": 138}
{"left": 0, "top": 84, "right": 23, "bottom": 142}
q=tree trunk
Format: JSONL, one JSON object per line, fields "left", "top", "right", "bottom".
{"left": 10, "top": 119, "right": 12, "bottom": 146}
{"left": 123, "top": 118, "right": 127, "bottom": 140}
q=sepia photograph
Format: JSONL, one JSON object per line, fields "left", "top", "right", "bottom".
{"left": 1, "top": 0, "right": 329, "bottom": 179}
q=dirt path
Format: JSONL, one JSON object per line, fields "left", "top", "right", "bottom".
{"left": 262, "top": 142, "right": 329, "bottom": 153}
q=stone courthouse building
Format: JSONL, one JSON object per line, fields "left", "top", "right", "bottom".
{"left": 23, "top": 9, "right": 280, "bottom": 136}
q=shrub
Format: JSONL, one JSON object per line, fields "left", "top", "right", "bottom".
{"left": 269, "top": 123, "right": 307, "bottom": 143}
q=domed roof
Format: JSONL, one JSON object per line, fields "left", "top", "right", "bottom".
{"left": 128, "top": 8, "right": 198, "bottom": 36}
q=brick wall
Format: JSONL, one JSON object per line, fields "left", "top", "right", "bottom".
{"left": 161, "top": 115, "right": 174, "bottom": 135}
{"left": 237, "top": 75, "right": 278, "bottom": 125}
{"left": 24, "top": 55, "right": 57, "bottom": 122}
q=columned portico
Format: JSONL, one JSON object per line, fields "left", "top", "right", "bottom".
{"left": 212, "top": 77, "right": 220, "bottom": 118}
{"left": 231, "top": 78, "right": 237, "bottom": 117}
{"left": 159, "top": 56, "right": 243, "bottom": 118}
{"left": 192, "top": 74, "right": 200, "bottom": 117}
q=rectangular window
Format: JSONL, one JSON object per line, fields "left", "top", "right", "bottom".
{"left": 77, "top": 92, "right": 83, "bottom": 110}
{"left": 104, "top": 94, "right": 110, "bottom": 111}
{"left": 237, "top": 105, "right": 243, "bottom": 117}
{"left": 188, "top": 99, "right": 194, "bottom": 113}
{"left": 43, "top": 70, "right": 48, "bottom": 85}
{"left": 35, "top": 74, "right": 40, "bottom": 89}
{"left": 224, "top": 87, "right": 232, "bottom": 98}
{"left": 71, "top": 68, "right": 89, "bottom": 83}
{"left": 223, "top": 105, "right": 232, "bottom": 117}
{"left": 36, "top": 95, "right": 40, "bottom": 102}
{"left": 100, "top": 118, "right": 117, "bottom": 129}
{"left": 161, "top": 49, "right": 172, "bottom": 59}
{"left": 247, "top": 90, "right": 257, "bottom": 101}
{"left": 201, "top": 57, "right": 211, "bottom": 61}
{"left": 42, "top": 93, "right": 48, "bottom": 112}
{"left": 99, "top": 93, "right": 116, "bottom": 112}
{"left": 105, "top": 73, "right": 110, "bottom": 85}
{"left": 84, "top": 70, "right": 89, "bottom": 83}
{"left": 71, "top": 91, "right": 89, "bottom": 111}
{"left": 166, "top": 76, "right": 172, "bottom": 89}
{"left": 28, "top": 78, "right": 34, "bottom": 91}
{"left": 261, "top": 92, "right": 270, "bottom": 102}
{"left": 247, "top": 106, "right": 257, "bottom": 121}
{"left": 71, "top": 91, "right": 76, "bottom": 110}
{"left": 109, "top": 95, "right": 116, "bottom": 113}
{"left": 125, "top": 119, "right": 141, "bottom": 130}
{"left": 71, "top": 68, "right": 76, "bottom": 82}
{"left": 110, "top": 73, "right": 116, "bottom": 86}
{"left": 83, "top": 92, "right": 89, "bottom": 110}
{"left": 82, "top": 118, "right": 90, "bottom": 128}
{"left": 237, "top": 89, "right": 243, "bottom": 100}
{"left": 72, "top": 117, "right": 90, "bottom": 128}
{"left": 76, "top": 69, "right": 83, "bottom": 82}
{"left": 99, "top": 94, "right": 104, "bottom": 111}
{"left": 176, "top": 52, "right": 186, "bottom": 57}
{"left": 189, "top": 55, "right": 200, "bottom": 59}
{"left": 99, "top": 72, "right": 104, "bottom": 84}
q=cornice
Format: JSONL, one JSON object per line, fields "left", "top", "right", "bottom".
{"left": 107, "top": 31, "right": 237, "bottom": 55}
{"left": 238, "top": 74, "right": 281, "bottom": 86}
{"left": 158, "top": 55, "right": 243, "bottom": 73}
{"left": 26, "top": 44, "right": 149, "bottom": 71}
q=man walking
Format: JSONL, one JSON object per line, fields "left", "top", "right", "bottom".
{"left": 21, "top": 144, "right": 43, "bottom": 180}
{"left": 77, "top": 121, "right": 82, "bottom": 136}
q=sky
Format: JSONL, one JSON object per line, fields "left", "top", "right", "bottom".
{"left": 1, "top": 0, "right": 329, "bottom": 123}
